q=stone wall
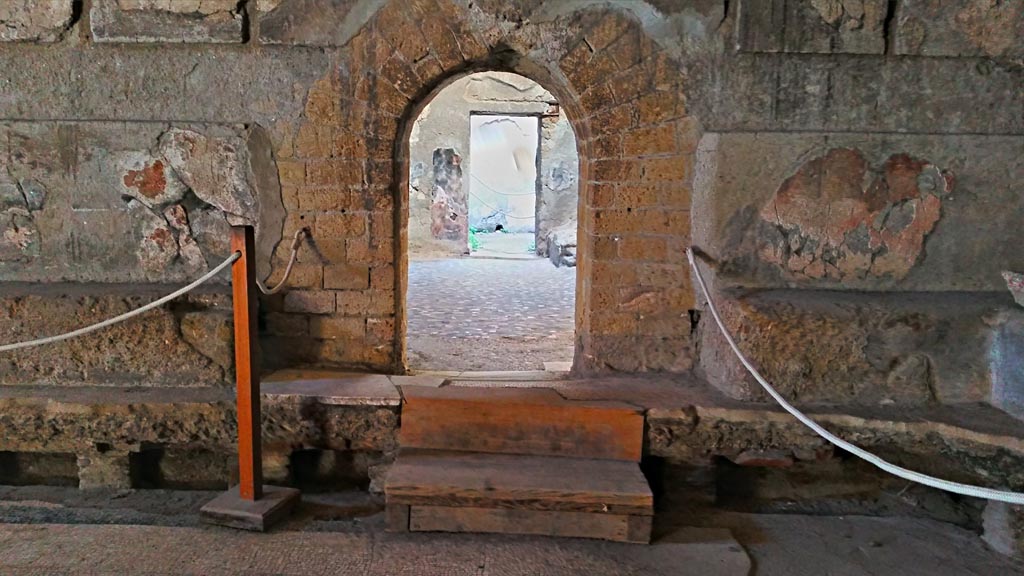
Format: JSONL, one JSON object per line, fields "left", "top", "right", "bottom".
{"left": 0, "top": 0, "right": 1019, "bottom": 384}
{"left": 407, "top": 71, "right": 579, "bottom": 257}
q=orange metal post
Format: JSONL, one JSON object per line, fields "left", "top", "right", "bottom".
{"left": 231, "top": 226, "right": 263, "bottom": 501}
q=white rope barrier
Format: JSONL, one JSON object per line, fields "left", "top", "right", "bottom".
{"left": 687, "top": 247, "right": 1024, "bottom": 505}
{"left": 256, "top": 228, "right": 306, "bottom": 296}
{"left": 0, "top": 251, "right": 241, "bottom": 353}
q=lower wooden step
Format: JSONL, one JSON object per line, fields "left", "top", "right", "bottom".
{"left": 386, "top": 450, "right": 653, "bottom": 514}
{"left": 388, "top": 504, "right": 652, "bottom": 543}
{"left": 384, "top": 450, "right": 654, "bottom": 543}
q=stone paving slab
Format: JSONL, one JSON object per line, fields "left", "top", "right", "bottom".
{"left": 388, "top": 375, "right": 447, "bottom": 388}
{"left": 263, "top": 370, "right": 401, "bottom": 406}
{"left": 0, "top": 523, "right": 750, "bottom": 576}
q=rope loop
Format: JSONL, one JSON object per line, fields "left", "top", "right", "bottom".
{"left": 687, "top": 247, "right": 1024, "bottom": 505}
{"left": 256, "top": 228, "right": 308, "bottom": 295}
{"left": 0, "top": 251, "right": 241, "bottom": 353}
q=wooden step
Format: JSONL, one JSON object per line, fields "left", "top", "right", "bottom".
{"left": 385, "top": 450, "right": 653, "bottom": 543}
{"left": 398, "top": 386, "right": 645, "bottom": 461}
{"left": 406, "top": 507, "right": 652, "bottom": 543}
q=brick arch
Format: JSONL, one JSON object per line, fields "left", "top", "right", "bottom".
{"left": 286, "top": 0, "right": 696, "bottom": 374}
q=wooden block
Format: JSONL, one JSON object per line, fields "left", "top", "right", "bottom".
{"left": 199, "top": 485, "right": 300, "bottom": 532}
{"left": 385, "top": 502, "right": 410, "bottom": 532}
{"left": 409, "top": 506, "right": 650, "bottom": 543}
{"left": 386, "top": 451, "right": 653, "bottom": 516}
{"left": 399, "top": 387, "right": 645, "bottom": 461}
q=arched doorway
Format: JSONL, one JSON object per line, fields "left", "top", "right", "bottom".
{"left": 401, "top": 71, "right": 581, "bottom": 372}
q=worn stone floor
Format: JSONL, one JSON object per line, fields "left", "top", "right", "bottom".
{"left": 406, "top": 256, "right": 575, "bottom": 371}
{"left": 471, "top": 232, "right": 536, "bottom": 259}
{"left": 0, "top": 486, "right": 1019, "bottom": 575}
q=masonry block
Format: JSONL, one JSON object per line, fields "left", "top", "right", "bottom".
{"left": 90, "top": 0, "right": 245, "bottom": 44}
{"left": 895, "top": 0, "right": 1024, "bottom": 59}
{"left": 78, "top": 450, "right": 131, "bottom": 490}
{"left": 258, "top": 0, "right": 369, "bottom": 46}
{"left": 284, "top": 291, "right": 336, "bottom": 314}
{"left": 0, "top": 1, "right": 75, "bottom": 42}
{"left": 737, "top": 0, "right": 887, "bottom": 54}
{"left": 323, "top": 264, "right": 370, "bottom": 290}
{"left": 984, "top": 501, "right": 1024, "bottom": 558}
{"left": 698, "top": 289, "right": 1006, "bottom": 405}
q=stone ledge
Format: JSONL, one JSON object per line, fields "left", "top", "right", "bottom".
{"left": 263, "top": 370, "right": 401, "bottom": 406}
{"left": 4, "top": 377, "right": 1024, "bottom": 501}
{"left": 695, "top": 288, "right": 1021, "bottom": 404}
{"left": 0, "top": 384, "right": 399, "bottom": 456}
{"left": 648, "top": 392, "right": 1024, "bottom": 491}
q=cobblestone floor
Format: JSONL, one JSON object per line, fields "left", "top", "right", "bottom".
{"left": 406, "top": 257, "right": 575, "bottom": 371}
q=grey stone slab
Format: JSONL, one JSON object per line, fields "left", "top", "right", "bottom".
{"left": 199, "top": 485, "right": 301, "bottom": 532}
{"left": 0, "top": 45, "right": 327, "bottom": 124}
{"left": 703, "top": 53, "right": 1024, "bottom": 135}
{"left": 0, "top": 1, "right": 75, "bottom": 42}
{"left": 258, "top": 0, "right": 385, "bottom": 47}
{"left": 737, "top": 0, "right": 885, "bottom": 54}
{"left": 90, "top": 0, "right": 245, "bottom": 44}
{"left": 894, "top": 0, "right": 1024, "bottom": 60}
{"left": 263, "top": 370, "right": 401, "bottom": 406}
{"left": 447, "top": 370, "right": 567, "bottom": 382}
{"left": 388, "top": 375, "right": 447, "bottom": 388}
{"left": 3, "top": 512, "right": 1023, "bottom": 574}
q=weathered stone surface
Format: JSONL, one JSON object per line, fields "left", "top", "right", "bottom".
{"left": 537, "top": 109, "right": 579, "bottom": 258}
{"left": 0, "top": 1, "right": 74, "bottom": 42}
{"left": 758, "top": 148, "right": 951, "bottom": 282}
{"left": 428, "top": 148, "right": 467, "bottom": 244}
{"left": 693, "top": 132, "right": 1024, "bottom": 291}
{"left": 0, "top": 291, "right": 230, "bottom": 387}
{"left": 738, "top": 0, "right": 887, "bottom": 54}
{"left": 548, "top": 224, "right": 577, "bottom": 268}
{"left": 983, "top": 501, "right": 1024, "bottom": 558}
{"left": 647, "top": 398, "right": 1024, "bottom": 497}
{"left": 895, "top": 0, "right": 1024, "bottom": 60}
{"left": 77, "top": 450, "right": 131, "bottom": 490}
{"left": 90, "top": 0, "right": 244, "bottom": 44}
{"left": 697, "top": 55, "right": 1024, "bottom": 135}
{"left": 0, "top": 0, "right": 1018, "bottom": 398}
{"left": 0, "top": 153, "right": 44, "bottom": 265}
{"left": 0, "top": 46, "right": 328, "bottom": 123}
{"left": 0, "top": 122, "right": 275, "bottom": 285}
{"left": 990, "top": 311, "right": 1024, "bottom": 421}
{"left": 263, "top": 370, "right": 402, "bottom": 406}
{"left": 118, "top": 153, "right": 189, "bottom": 208}
{"left": 180, "top": 310, "right": 234, "bottom": 370}
{"left": 0, "top": 384, "right": 399, "bottom": 489}
{"left": 258, "top": 0, "right": 383, "bottom": 46}
{"left": 129, "top": 199, "right": 180, "bottom": 277}
{"left": 159, "top": 129, "right": 258, "bottom": 222}
{"left": 697, "top": 289, "right": 1004, "bottom": 404}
